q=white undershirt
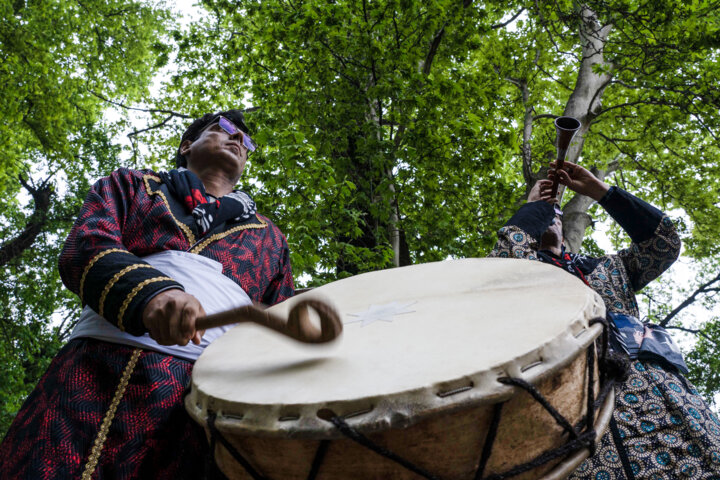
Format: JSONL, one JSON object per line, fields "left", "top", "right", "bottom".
{"left": 69, "top": 250, "right": 252, "bottom": 361}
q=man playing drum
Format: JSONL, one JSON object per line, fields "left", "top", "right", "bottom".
{"left": 0, "top": 110, "right": 294, "bottom": 479}
{"left": 489, "top": 160, "right": 720, "bottom": 479}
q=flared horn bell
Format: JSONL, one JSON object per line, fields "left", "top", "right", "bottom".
{"left": 550, "top": 116, "right": 582, "bottom": 199}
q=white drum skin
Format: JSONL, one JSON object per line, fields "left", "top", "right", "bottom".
{"left": 186, "top": 258, "right": 609, "bottom": 479}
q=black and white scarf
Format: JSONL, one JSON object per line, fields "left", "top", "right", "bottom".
{"left": 160, "top": 168, "right": 256, "bottom": 236}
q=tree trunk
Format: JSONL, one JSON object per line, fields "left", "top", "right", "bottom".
{"left": 560, "top": 6, "right": 614, "bottom": 252}
{"left": 0, "top": 177, "right": 53, "bottom": 267}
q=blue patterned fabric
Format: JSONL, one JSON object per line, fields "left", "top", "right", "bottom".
{"left": 571, "top": 362, "right": 720, "bottom": 479}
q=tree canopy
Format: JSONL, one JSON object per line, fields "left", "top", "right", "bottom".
{"left": 0, "top": 0, "right": 171, "bottom": 432}
{"left": 146, "top": 0, "right": 720, "bottom": 269}
{"left": 1, "top": 0, "right": 719, "bottom": 435}
{"left": 0, "top": 0, "right": 170, "bottom": 192}
{"left": 143, "top": 0, "right": 720, "bottom": 398}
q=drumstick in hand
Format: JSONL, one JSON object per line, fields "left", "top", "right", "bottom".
{"left": 195, "top": 298, "right": 343, "bottom": 344}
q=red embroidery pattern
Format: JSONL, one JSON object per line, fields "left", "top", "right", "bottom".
{"left": 0, "top": 339, "right": 207, "bottom": 479}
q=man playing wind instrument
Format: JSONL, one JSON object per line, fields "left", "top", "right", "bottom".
{"left": 489, "top": 160, "right": 720, "bottom": 479}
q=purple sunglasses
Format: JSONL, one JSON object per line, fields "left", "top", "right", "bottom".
{"left": 216, "top": 116, "right": 257, "bottom": 152}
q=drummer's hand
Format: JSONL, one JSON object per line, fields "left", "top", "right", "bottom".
{"left": 548, "top": 160, "right": 609, "bottom": 201}
{"left": 527, "top": 179, "right": 556, "bottom": 204}
{"left": 142, "top": 289, "right": 207, "bottom": 346}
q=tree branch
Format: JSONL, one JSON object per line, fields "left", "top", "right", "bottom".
{"left": 54, "top": 309, "right": 79, "bottom": 342}
{"left": 88, "top": 90, "right": 192, "bottom": 119}
{"left": 421, "top": 23, "right": 446, "bottom": 76}
{"left": 659, "top": 271, "right": 720, "bottom": 327}
{"left": 127, "top": 115, "right": 177, "bottom": 138}
{"left": 531, "top": 113, "right": 561, "bottom": 122}
{"left": 664, "top": 325, "right": 720, "bottom": 348}
{"left": 491, "top": 8, "right": 525, "bottom": 29}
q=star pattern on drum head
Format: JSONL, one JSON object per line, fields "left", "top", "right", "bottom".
{"left": 345, "top": 301, "right": 416, "bottom": 327}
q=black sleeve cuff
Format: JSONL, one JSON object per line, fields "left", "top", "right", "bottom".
{"left": 599, "top": 187, "right": 664, "bottom": 244}
{"left": 81, "top": 250, "right": 184, "bottom": 335}
{"left": 504, "top": 202, "right": 556, "bottom": 240}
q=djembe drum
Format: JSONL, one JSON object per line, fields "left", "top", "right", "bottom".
{"left": 185, "top": 258, "right": 616, "bottom": 480}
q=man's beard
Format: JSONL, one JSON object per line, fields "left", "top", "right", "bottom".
{"left": 541, "top": 229, "right": 563, "bottom": 251}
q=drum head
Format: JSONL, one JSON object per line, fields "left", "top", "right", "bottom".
{"left": 187, "top": 258, "right": 605, "bottom": 437}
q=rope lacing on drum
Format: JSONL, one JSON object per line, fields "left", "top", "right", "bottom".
{"left": 328, "top": 416, "right": 442, "bottom": 480}
{"left": 320, "top": 319, "right": 618, "bottom": 480}
{"left": 306, "top": 440, "right": 331, "bottom": 480}
{"left": 474, "top": 403, "right": 504, "bottom": 479}
{"left": 208, "top": 316, "right": 626, "bottom": 480}
{"left": 478, "top": 349, "right": 598, "bottom": 479}
{"left": 207, "top": 413, "right": 268, "bottom": 480}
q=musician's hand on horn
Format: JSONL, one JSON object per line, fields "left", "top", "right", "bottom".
{"left": 528, "top": 179, "right": 556, "bottom": 204}
{"left": 142, "top": 289, "right": 207, "bottom": 346}
{"left": 548, "top": 160, "right": 610, "bottom": 201}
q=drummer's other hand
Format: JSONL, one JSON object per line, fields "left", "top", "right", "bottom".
{"left": 142, "top": 289, "right": 207, "bottom": 346}
{"left": 548, "top": 160, "right": 609, "bottom": 201}
{"left": 528, "top": 179, "right": 555, "bottom": 204}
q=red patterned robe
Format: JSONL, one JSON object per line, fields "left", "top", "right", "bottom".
{"left": 0, "top": 168, "right": 294, "bottom": 479}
